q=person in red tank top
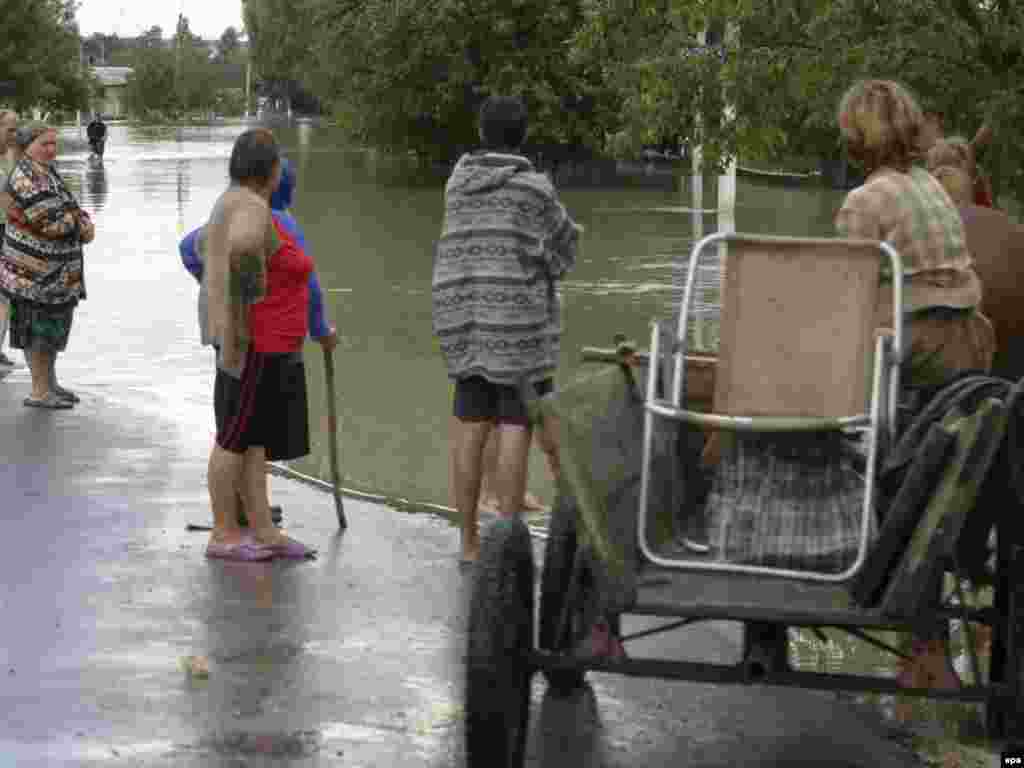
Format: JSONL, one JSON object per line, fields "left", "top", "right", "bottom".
{"left": 249, "top": 216, "right": 315, "bottom": 353}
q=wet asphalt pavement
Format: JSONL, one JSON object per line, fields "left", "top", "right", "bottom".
{"left": 0, "top": 365, "right": 931, "bottom": 767}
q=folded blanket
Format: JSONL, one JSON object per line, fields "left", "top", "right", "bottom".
{"left": 536, "top": 361, "right": 689, "bottom": 614}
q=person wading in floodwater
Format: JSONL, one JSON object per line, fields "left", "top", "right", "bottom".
{"left": 86, "top": 112, "right": 107, "bottom": 159}
{"left": 433, "top": 94, "right": 581, "bottom": 565}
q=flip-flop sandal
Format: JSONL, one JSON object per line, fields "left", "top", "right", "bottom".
{"left": 262, "top": 537, "right": 317, "bottom": 560}
{"left": 53, "top": 386, "right": 80, "bottom": 403}
{"left": 205, "top": 539, "right": 276, "bottom": 562}
{"left": 24, "top": 394, "right": 74, "bottom": 410}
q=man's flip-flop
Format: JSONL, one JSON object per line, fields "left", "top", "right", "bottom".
{"left": 53, "top": 385, "right": 80, "bottom": 403}
{"left": 205, "top": 540, "right": 276, "bottom": 562}
{"left": 24, "top": 394, "right": 73, "bottom": 410}
{"left": 264, "top": 537, "right": 317, "bottom": 560}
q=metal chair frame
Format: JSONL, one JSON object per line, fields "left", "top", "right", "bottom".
{"left": 638, "top": 232, "right": 905, "bottom": 583}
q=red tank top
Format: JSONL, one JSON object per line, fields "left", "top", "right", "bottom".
{"left": 249, "top": 216, "right": 314, "bottom": 352}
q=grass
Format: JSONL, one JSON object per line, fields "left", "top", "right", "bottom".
{"left": 789, "top": 576, "right": 1003, "bottom": 766}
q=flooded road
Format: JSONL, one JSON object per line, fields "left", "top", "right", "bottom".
{"left": 0, "top": 122, "right": 936, "bottom": 768}
{"left": 54, "top": 121, "right": 846, "bottom": 512}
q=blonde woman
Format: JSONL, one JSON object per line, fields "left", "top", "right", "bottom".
{"left": 0, "top": 109, "right": 18, "bottom": 367}
{"left": 836, "top": 79, "right": 995, "bottom": 694}
{"left": 836, "top": 80, "right": 994, "bottom": 392}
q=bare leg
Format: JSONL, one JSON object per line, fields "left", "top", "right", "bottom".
{"left": 207, "top": 443, "right": 245, "bottom": 545}
{"left": 535, "top": 412, "right": 561, "bottom": 488}
{"left": 493, "top": 423, "right": 533, "bottom": 520}
{"left": 478, "top": 429, "right": 500, "bottom": 512}
{"left": 239, "top": 446, "right": 283, "bottom": 545}
{"left": 27, "top": 348, "right": 53, "bottom": 399}
{"left": 0, "top": 301, "right": 9, "bottom": 355}
{"left": 451, "top": 417, "right": 493, "bottom": 561}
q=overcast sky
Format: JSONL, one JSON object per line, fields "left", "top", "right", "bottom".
{"left": 77, "top": 0, "right": 244, "bottom": 40}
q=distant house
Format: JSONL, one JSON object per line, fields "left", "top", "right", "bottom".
{"left": 91, "top": 66, "right": 132, "bottom": 119}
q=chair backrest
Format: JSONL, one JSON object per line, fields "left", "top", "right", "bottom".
{"left": 711, "top": 238, "right": 882, "bottom": 419}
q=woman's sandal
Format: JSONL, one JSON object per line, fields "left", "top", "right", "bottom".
{"left": 24, "top": 393, "right": 73, "bottom": 410}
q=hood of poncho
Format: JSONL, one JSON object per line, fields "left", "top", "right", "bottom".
{"left": 446, "top": 151, "right": 535, "bottom": 195}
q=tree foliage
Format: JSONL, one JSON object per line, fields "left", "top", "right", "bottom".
{"left": 245, "top": 0, "right": 610, "bottom": 159}
{"left": 242, "top": 0, "right": 315, "bottom": 110}
{"left": 0, "top": 0, "right": 92, "bottom": 113}
{"left": 572, "top": 0, "right": 1024, "bottom": 197}
{"left": 242, "top": 0, "right": 1024, "bottom": 198}
{"left": 123, "top": 21, "right": 236, "bottom": 119}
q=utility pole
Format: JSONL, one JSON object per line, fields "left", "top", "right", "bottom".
{"left": 245, "top": 56, "right": 252, "bottom": 119}
{"left": 687, "top": 19, "right": 738, "bottom": 354}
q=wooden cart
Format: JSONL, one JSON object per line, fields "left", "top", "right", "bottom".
{"left": 463, "top": 234, "right": 1024, "bottom": 767}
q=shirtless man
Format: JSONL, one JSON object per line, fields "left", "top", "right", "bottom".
{"left": 202, "top": 128, "right": 316, "bottom": 560}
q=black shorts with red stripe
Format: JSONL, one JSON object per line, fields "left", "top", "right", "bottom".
{"left": 214, "top": 349, "right": 310, "bottom": 461}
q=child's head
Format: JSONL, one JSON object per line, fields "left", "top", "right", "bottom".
{"left": 926, "top": 137, "right": 976, "bottom": 177}
{"left": 931, "top": 165, "right": 973, "bottom": 206}
{"left": 478, "top": 95, "right": 528, "bottom": 151}
{"left": 270, "top": 158, "right": 296, "bottom": 211}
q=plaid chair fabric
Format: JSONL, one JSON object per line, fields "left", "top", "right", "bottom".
{"left": 704, "top": 431, "right": 866, "bottom": 574}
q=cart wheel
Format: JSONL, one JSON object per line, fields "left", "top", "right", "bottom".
{"left": 465, "top": 518, "right": 535, "bottom": 768}
{"left": 742, "top": 622, "right": 790, "bottom": 679}
{"left": 538, "top": 491, "right": 587, "bottom": 695}
{"left": 985, "top": 544, "right": 1024, "bottom": 741}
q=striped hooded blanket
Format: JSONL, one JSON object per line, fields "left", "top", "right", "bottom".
{"left": 432, "top": 151, "right": 582, "bottom": 386}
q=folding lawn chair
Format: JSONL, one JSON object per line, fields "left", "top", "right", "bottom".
{"left": 639, "top": 233, "right": 905, "bottom": 582}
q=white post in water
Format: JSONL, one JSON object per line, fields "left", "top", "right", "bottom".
{"left": 689, "top": 27, "right": 708, "bottom": 352}
{"left": 691, "top": 21, "right": 738, "bottom": 354}
{"left": 717, "top": 21, "right": 739, "bottom": 239}
{"left": 244, "top": 57, "right": 252, "bottom": 119}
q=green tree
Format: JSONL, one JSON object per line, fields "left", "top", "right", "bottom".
{"left": 216, "top": 26, "right": 241, "bottom": 64}
{"left": 174, "top": 14, "right": 217, "bottom": 114}
{"left": 295, "top": 0, "right": 609, "bottom": 159}
{"left": 123, "top": 35, "right": 176, "bottom": 119}
{"left": 0, "top": 0, "right": 92, "bottom": 113}
{"left": 571, "top": 0, "right": 1024, "bottom": 199}
{"left": 242, "top": 0, "right": 315, "bottom": 113}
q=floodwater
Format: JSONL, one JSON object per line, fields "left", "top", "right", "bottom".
{"left": 56, "top": 121, "right": 847, "bottom": 512}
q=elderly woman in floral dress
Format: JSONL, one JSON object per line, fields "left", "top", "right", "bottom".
{"left": 0, "top": 109, "right": 19, "bottom": 368}
{"left": 0, "top": 123, "right": 93, "bottom": 408}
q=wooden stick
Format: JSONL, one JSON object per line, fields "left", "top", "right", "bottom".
{"left": 324, "top": 345, "right": 348, "bottom": 529}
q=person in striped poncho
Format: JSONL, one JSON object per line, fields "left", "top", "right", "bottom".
{"left": 433, "top": 95, "right": 582, "bottom": 564}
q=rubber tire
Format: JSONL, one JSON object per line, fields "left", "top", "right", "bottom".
{"left": 538, "top": 491, "right": 587, "bottom": 695}
{"left": 465, "top": 518, "right": 535, "bottom": 768}
{"left": 741, "top": 622, "right": 790, "bottom": 678}
{"left": 985, "top": 544, "right": 1024, "bottom": 741}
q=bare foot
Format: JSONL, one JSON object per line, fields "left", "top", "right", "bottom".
{"left": 522, "top": 492, "right": 547, "bottom": 512}
{"left": 460, "top": 531, "right": 480, "bottom": 564}
{"left": 478, "top": 496, "right": 500, "bottom": 515}
{"left": 250, "top": 528, "right": 294, "bottom": 547}
{"left": 208, "top": 528, "right": 245, "bottom": 547}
